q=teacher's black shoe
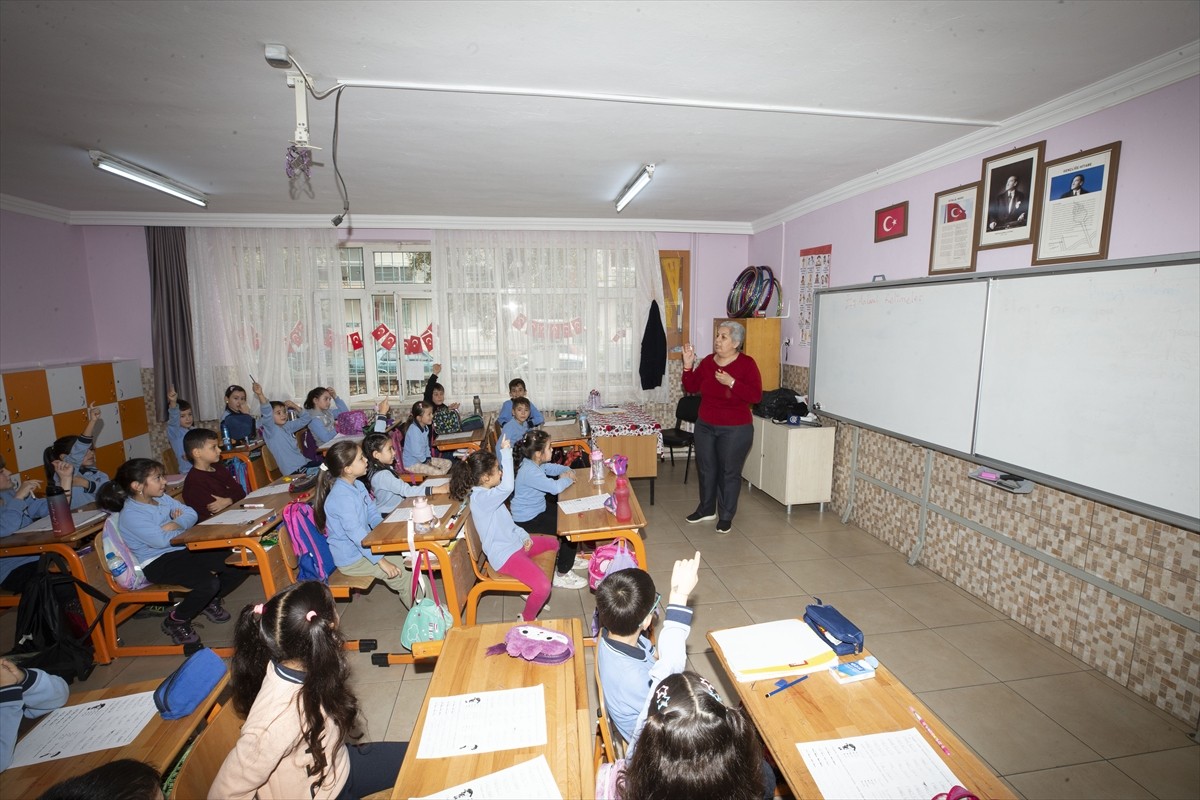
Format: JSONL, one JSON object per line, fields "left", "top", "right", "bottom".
{"left": 716, "top": 519, "right": 733, "bottom": 534}
{"left": 686, "top": 511, "right": 717, "bottom": 523}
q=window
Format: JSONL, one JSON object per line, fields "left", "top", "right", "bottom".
{"left": 340, "top": 243, "right": 434, "bottom": 400}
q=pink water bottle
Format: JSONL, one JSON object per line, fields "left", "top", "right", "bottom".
{"left": 590, "top": 444, "right": 605, "bottom": 484}
{"left": 46, "top": 485, "right": 75, "bottom": 537}
{"left": 614, "top": 476, "right": 632, "bottom": 523}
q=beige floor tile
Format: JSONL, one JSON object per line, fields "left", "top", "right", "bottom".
{"left": 646, "top": 539, "right": 710, "bottom": 565}
{"left": 1110, "top": 746, "right": 1200, "bottom": 800}
{"left": 775, "top": 557, "right": 872, "bottom": 595}
{"left": 803, "top": 528, "right": 895, "bottom": 556}
{"left": 382, "top": 679, "right": 435, "bottom": 741}
{"left": 685, "top": 601, "right": 753, "bottom": 653}
{"left": 880, "top": 582, "right": 999, "bottom": 627}
{"left": 1006, "top": 761, "right": 1155, "bottom": 799}
{"left": 921, "top": 683, "right": 1101, "bottom": 774}
{"left": 710, "top": 562, "right": 802, "bottom": 600}
{"left": 649, "top": 566, "right": 735, "bottom": 605}
{"left": 350, "top": 677, "right": 404, "bottom": 741}
{"left": 841, "top": 552, "right": 941, "bottom": 588}
{"left": 814, "top": 588, "right": 925, "bottom": 634}
{"left": 695, "top": 537, "right": 770, "bottom": 567}
{"left": 870, "top": 629, "right": 999, "bottom": 692}
{"left": 744, "top": 533, "right": 831, "bottom": 561}
{"left": 934, "top": 620, "right": 1084, "bottom": 682}
{"left": 1008, "top": 672, "right": 1195, "bottom": 758}
{"left": 682, "top": 524, "right": 753, "bottom": 547}
{"left": 738, "top": 596, "right": 809, "bottom": 624}
{"left": 790, "top": 515, "right": 861, "bottom": 534}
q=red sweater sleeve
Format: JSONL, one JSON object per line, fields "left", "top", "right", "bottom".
{"left": 683, "top": 354, "right": 763, "bottom": 426}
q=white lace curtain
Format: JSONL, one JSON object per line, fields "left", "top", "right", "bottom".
{"left": 432, "top": 229, "right": 666, "bottom": 409}
{"left": 186, "top": 228, "right": 346, "bottom": 421}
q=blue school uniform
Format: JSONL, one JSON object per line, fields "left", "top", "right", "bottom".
{"left": 167, "top": 406, "right": 191, "bottom": 474}
{"left": 322, "top": 478, "right": 383, "bottom": 569}
{"left": 497, "top": 419, "right": 532, "bottom": 457}
{"left": 469, "top": 448, "right": 529, "bottom": 569}
{"left": 306, "top": 397, "right": 349, "bottom": 446}
{"left": 118, "top": 494, "right": 198, "bottom": 566}
{"left": 511, "top": 458, "right": 573, "bottom": 523}
{"left": 0, "top": 491, "right": 48, "bottom": 585}
{"left": 258, "top": 403, "right": 311, "bottom": 475}
{"left": 369, "top": 468, "right": 431, "bottom": 514}
{"left": 57, "top": 435, "right": 111, "bottom": 507}
{"left": 497, "top": 399, "right": 545, "bottom": 426}
{"left": 402, "top": 422, "right": 435, "bottom": 470}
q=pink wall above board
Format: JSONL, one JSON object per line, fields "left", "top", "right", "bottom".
{"left": 761, "top": 75, "right": 1200, "bottom": 367}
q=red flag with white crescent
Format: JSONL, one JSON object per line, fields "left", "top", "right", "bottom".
{"left": 945, "top": 202, "right": 966, "bottom": 223}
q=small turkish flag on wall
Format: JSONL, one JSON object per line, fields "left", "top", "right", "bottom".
{"left": 348, "top": 331, "right": 364, "bottom": 350}
{"left": 371, "top": 323, "right": 391, "bottom": 342}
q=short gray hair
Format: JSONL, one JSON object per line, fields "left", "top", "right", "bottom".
{"left": 719, "top": 320, "right": 746, "bottom": 348}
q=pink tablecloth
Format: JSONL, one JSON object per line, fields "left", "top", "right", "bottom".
{"left": 586, "top": 405, "right": 664, "bottom": 455}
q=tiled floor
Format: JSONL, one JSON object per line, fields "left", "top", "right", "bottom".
{"left": 8, "top": 463, "right": 1197, "bottom": 799}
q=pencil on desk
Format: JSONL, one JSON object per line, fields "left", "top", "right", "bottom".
{"left": 909, "top": 705, "right": 952, "bottom": 755}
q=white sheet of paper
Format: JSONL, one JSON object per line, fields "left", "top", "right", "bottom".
{"left": 422, "top": 478, "right": 450, "bottom": 488}
{"left": 797, "top": 728, "right": 963, "bottom": 800}
{"left": 415, "top": 685, "right": 546, "bottom": 759}
{"left": 414, "top": 755, "right": 562, "bottom": 800}
{"left": 541, "top": 419, "right": 576, "bottom": 428}
{"left": 386, "top": 504, "right": 452, "bottom": 523}
{"left": 557, "top": 494, "right": 611, "bottom": 514}
{"left": 9, "top": 691, "right": 159, "bottom": 768}
{"left": 709, "top": 618, "right": 837, "bottom": 681}
{"left": 16, "top": 510, "right": 106, "bottom": 534}
{"left": 434, "top": 431, "right": 475, "bottom": 443}
{"left": 246, "top": 482, "right": 293, "bottom": 497}
{"left": 199, "top": 507, "right": 274, "bottom": 526}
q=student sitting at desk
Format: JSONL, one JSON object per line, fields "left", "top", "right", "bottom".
{"left": 0, "top": 456, "right": 74, "bottom": 595}
{"left": 98, "top": 459, "right": 249, "bottom": 646}
{"left": 423, "top": 363, "right": 462, "bottom": 434}
{"left": 166, "top": 386, "right": 194, "bottom": 475}
{"left": 595, "top": 672, "right": 766, "bottom": 800}
{"left": 43, "top": 403, "right": 109, "bottom": 508}
{"left": 181, "top": 429, "right": 247, "bottom": 523}
{"left": 497, "top": 397, "right": 535, "bottom": 456}
{"left": 401, "top": 401, "right": 451, "bottom": 476}
{"left": 0, "top": 658, "right": 69, "bottom": 773}
{"left": 511, "top": 430, "right": 586, "bottom": 589}
{"left": 596, "top": 554, "right": 699, "bottom": 747}
{"left": 211, "top": 582, "right": 407, "bottom": 800}
{"left": 221, "top": 384, "right": 257, "bottom": 443}
{"left": 497, "top": 377, "right": 545, "bottom": 426}
{"left": 302, "top": 386, "right": 350, "bottom": 446}
{"left": 361, "top": 433, "right": 448, "bottom": 515}
{"left": 252, "top": 383, "right": 317, "bottom": 475}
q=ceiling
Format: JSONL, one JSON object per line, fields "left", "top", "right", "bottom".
{"left": 1, "top": 1, "right": 1197, "bottom": 227}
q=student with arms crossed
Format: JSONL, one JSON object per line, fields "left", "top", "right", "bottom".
{"left": 0, "top": 658, "right": 69, "bottom": 773}
{"left": 181, "top": 428, "right": 247, "bottom": 522}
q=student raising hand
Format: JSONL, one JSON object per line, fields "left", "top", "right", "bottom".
{"left": 669, "top": 550, "right": 702, "bottom": 605}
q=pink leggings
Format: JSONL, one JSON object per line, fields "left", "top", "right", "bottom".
{"left": 499, "top": 535, "right": 559, "bottom": 620}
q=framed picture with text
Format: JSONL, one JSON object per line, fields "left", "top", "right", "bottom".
{"left": 1033, "top": 141, "right": 1121, "bottom": 266}
{"left": 874, "top": 201, "right": 908, "bottom": 243}
{"left": 978, "top": 140, "right": 1045, "bottom": 250}
{"left": 929, "top": 182, "right": 980, "bottom": 275}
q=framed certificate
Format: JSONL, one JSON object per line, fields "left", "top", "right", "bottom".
{"left": 1033, "top": 141, "right": 1121, "bottom": 266}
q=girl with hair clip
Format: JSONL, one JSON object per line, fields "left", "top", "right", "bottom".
{"left": 597, "top": 671, "right": 772, "bottom": 800}
{"left": 302, "top": 385, "right": 350, "bottom": 446}
{"left": 400, "top": 401, "right": 451, "bottom": 476}
{"left": 449, "top": 437, "right": 559, "bottom": 621}
{"left": 360, "top": 432, "right": 448, "bottom": 515}
{"left": 511, "top": 430, "right": 587, "bottom": 589}
{"left": 312, "top": 441, "right": 413, "bottom": 605}
{"left": 209, "top": 581, "right": 408, "bottom": 800}
{"left": 43, "top": 403, "right": 110, "bottom": 508}
{"left": 96, "top": 458, "right": 248, "bottom": 646}
{"left": 221, "top": 384, "right": 257, "bottom": 442}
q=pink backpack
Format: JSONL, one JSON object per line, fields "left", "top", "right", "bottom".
{"left": 587, "top": 539, "right": 640, "bottom": 590}
{"left": 334, "top": 409, "right": 368, "bottom": 436}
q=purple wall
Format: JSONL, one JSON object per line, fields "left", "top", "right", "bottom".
{"left": 761, "top": 76, "right": 1200, "bottom": 367}
{"left": 85, "top": 226, "right": 153, "bottom": 367}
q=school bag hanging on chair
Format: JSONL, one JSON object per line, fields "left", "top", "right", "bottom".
{"left": 283, "top": 500, "right": 335, "bottom": 582}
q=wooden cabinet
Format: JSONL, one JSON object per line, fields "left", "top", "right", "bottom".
{"left": 742, "top": 417, "right": 835, "bottom": 512}
{"left": 712, "top": 317, "right": 781, "bottom": 390}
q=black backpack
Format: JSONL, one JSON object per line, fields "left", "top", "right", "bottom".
{"left": 7, "top": 552, "right": 109, "bottom": 684}
{"left": 755, "top": 388, "right": 808, "bottom": 422}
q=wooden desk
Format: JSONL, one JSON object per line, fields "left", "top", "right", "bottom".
{"left": 557, "top": 469, "right": 648, "bottom": 570}
{"left": 434, "top": 427, "right": 486, "bottom": 453}
{"left": 170, "top": 488, "right": 294, "bottom": 600}
{"left": 391, "top": 618, "right": 592, "bottom": 799}
{"left": 706, "top": 636, "right": 1016, "bottom": 799}
{"left": 0, "top": 515, "right": 113, "bottom": 664}
{"left": 3, "top": 674, "right": 228, "bottom": 797}
{"left": 219, "top": 442, "right": 270, "bottom": 491}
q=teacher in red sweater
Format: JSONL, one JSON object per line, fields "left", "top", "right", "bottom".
{"left": 681, "top": 321, "right": 763, "bottom": 534}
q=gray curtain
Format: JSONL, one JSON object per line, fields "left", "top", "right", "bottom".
{"left": 146, "top": 227, "right": 198, "bottom": 420}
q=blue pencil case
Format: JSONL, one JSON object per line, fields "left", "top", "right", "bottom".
{"left": 804, "top": 600, "right": 864, "bottom": 656}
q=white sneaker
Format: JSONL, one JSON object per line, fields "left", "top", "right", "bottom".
{"left": 571, "top": 554, "right": 590, "bottom": 570}
{"left": 552, "top": 571, "right": 588, "bottom": 589}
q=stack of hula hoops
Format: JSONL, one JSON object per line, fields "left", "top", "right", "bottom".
{"left": 726, "top": 266, "right": 782, "bottom": 318}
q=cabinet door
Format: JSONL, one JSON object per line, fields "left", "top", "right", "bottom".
{"left": 786, "top": 427, "right": 836, "bottom": 505}
{"left": 113, "top": 359, "right": 143, "bottom": 400}
{"left": 46, "top": 366, "right": 87, "bottom": 414}
{"left": 759, "top": 423, "right": 791, "bottom": 499}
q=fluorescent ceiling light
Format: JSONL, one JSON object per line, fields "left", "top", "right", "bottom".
{"left": 615, "top": 163, "right": 655, "bottom": 213}
{"left": 88, "top": 150, "right": 208, "bottom": 207}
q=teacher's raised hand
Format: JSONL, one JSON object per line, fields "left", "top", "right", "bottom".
{"left": 682, "top": 342, "right": 696, "bottom": 370}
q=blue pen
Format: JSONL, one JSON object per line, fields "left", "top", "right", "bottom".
{"left": 765, "top": 675, "right": 808, "bottom": 698}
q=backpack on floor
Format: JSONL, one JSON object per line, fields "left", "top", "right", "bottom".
{"left": 284, "top": 500, "right": 335, "bottom": 582}
{"left": 7, "top": 552, "right": 109, "bottom": 684}
{"left": 587, "top": 539, "right": 640, "bottom": 590}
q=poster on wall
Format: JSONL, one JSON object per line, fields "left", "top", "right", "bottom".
{"left": 929, "top": 182, "right": 981, "bottom": 275}
{"left": 978, "top": 140, "right": 1046, "bottom": 251}
{"left": 798, "top": 245, "right": 832, "bottom": 347}
{"left": 1033, "top": 141, "right": 1121, "bottom": 266}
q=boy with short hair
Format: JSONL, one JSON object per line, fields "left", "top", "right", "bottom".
{"left": 497, "top": 378, "right": 545, "bottom": 426}
{"left": 166, "top": 386, "right": 194, "bottom": 474}
{"left": 498, "top": 397, "right": 534, "bottom": 455}
{"left": 251, "top": 382, "right": 314, "bottom": 475}
{"left": 181, "top": 428, "right": 247, "bottom": 523}
{"left": 596, "top": 552, "right": 700, "bottom": 746}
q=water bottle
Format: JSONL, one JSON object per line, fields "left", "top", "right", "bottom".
{"left": 472, "top": 395, "right": 482, "bottom": 417}
{"left": 46, "top": 485, "right": 75, "bottom": 536}
{"left": 590, "top": 444, "right": 605, "bottom": 485}
{"left": 579, "top": 412, "right": 590, "bottom": 437}
{"left": 105, "top": 548, "right": 127, "bottom": 581}
{"left": 221, "top": 425, "right": 232, "bottom": 450}
{"left": 411, "top": 496, "right": 435, "bottom": 534}
{"left": 614, "top": 476, "right": 633, "bottom": 523}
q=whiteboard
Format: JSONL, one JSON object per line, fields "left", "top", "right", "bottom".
{"left": 812, "top": 281, "right": 988, "bottom": 453}
{"left": 975, "top": 263, "right": 1200, "bottom": 521}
